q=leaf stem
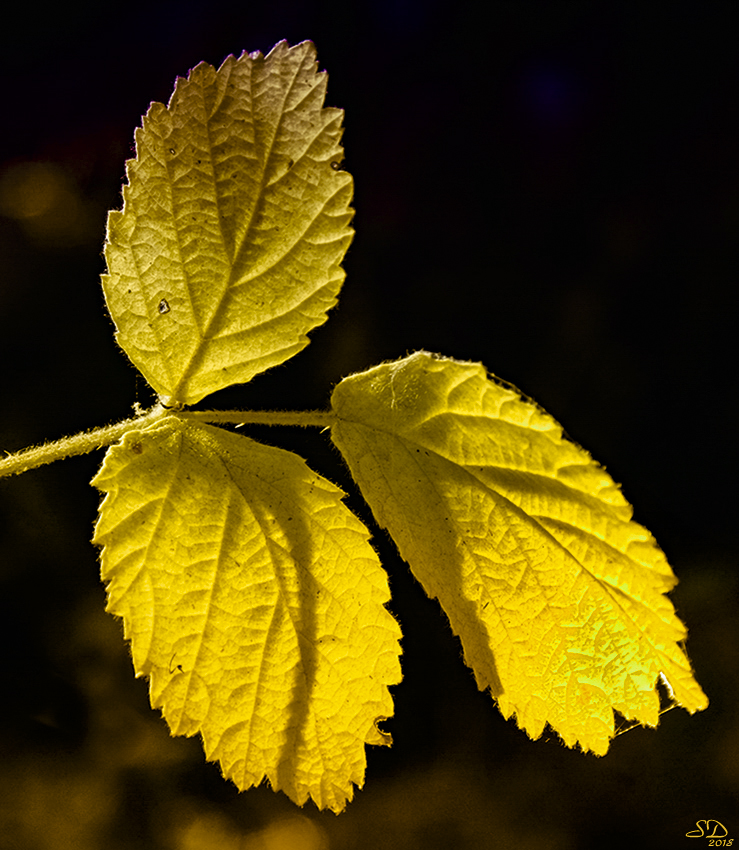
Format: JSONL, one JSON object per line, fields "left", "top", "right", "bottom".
{"left": 0, "top": 406, "right": 166, "bottom": 479}
{"left": 181, "top": 409, "right": 336, "bottom": 428}
{"left": 0, "top": 407, "right": 336, "bottom": 479}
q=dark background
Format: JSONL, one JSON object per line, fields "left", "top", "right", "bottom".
{"left": 0, "top": 2, "right": 736, "bottom": 848}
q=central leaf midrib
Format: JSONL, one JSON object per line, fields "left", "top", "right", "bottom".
{"left": 387, "top": 431, "right": 673, "bottom": 725}
{"left": 171, "top": 53, "right": 309, "bottom": 403}
{"left": 343, "top": 418, "right": 661, "bottom": 662}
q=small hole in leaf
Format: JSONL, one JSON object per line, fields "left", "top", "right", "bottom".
{"left": 158, "top": 299, "right": 170, "bottom": 314}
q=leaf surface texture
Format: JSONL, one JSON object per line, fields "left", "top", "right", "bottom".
{"left": 92, "top": 417, "right": 401, "bottom": 811}
{"left": 330, "top": 351, "right": 707, "bottom": 755}
{"left": 102, "top": 40, "right": 353, "bottom": 405}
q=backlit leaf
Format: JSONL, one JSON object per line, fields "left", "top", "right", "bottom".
{"left": 92, "top": 416, "right": 401, "bottom": 812}
{"left": 102, "top": 40, "right": 353, "bottom": 405}
{"left": 330, "top": 351, "right": 707, "bottom": 755}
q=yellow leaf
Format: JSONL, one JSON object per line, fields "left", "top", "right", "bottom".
{"left": 102, "top": 41, "right": 353, "bottom": 406}
{"left": 330, "top": 351, "right": 707, "bottom": 755}
{"left": 92, "top": 416, "right": 401, "bottom": 812}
